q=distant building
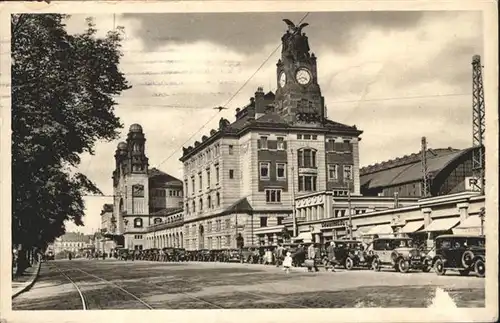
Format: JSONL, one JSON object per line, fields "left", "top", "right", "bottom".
{"left": 112, "top": 124, "right": 184, "bottom": 250}
{"left": 52, "top": 232, "right": 92, "bottom": 255}
{"left": 360, "top": 147, "right": 479, "bottom": 198}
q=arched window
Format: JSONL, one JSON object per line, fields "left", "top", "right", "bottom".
{"left": 297, "top": 148, "right": 317, "bottom": 168}
{"left": 199, "top": 198, "right": 203, "bottom": 211}
{"left": 134, "top": 218, "right": 143, "bottom": 228}
{"left": 208, "top": 195, "right": 212, "bottom": 208}
{"left": 216, "top": 192, "right": 220, "bottom": 206}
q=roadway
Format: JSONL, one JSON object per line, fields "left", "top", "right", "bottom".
{"left": 12, "top": 259, "right": 485, "bottom": 310}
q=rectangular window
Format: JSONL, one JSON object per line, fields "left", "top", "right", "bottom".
{"left": 260, "top": 217, "right": 268, "bottom": 227}
{"left": 299, "top": 175, "right": 317, "bottom": 192}
{"left": 276, "top": 163, "right": 286, "bottom": 180}
{"left": 277, "top": 137, "right": 285, "bottom": 150}
{"left": 198, "top": 173, "right": 203, "bottom": 191}
{"left": 277, "top": 217, "right": 283, "bottom": 225}
{"left": 303, "top": 134, "right": 311, "bottom": 140}
{"left": 229, "top": 169, "right": 234, "bottom": 179}
{"left": 312, "top": 135, "right": 318, "bottom": 140}
{"left": 225, "top": 219, "right": 231, "bottom": 230}
{"left": 207, "top": 169, "right": 211, "bottom": 188}
{"left": 343, "top": 165, "right": 353, "bottom": 181}
{"left": 328, "top": 164, "right": 338, "bottom": 181}
{"left": 265, "top": 189, "right": 282, "bottom": 203}
{"left": 226, "top": 235, "right": 231, "bottom": 247}
{"left": 304, "top": 149, "right": 311, "bottom": 167}
{"left": 215, "top": 165, "right": 220, "bottom": 184}
{"left": 260, "top": 136, "right": 268, "bottom": 149}
{"left": 228, "top": 145, "right": 234, "bottom": 155}
{"left": 297, "top": 134, "right": 302, "bottom": 139}
{"left": 191, "top": 177, "right": 195, "bottom": 195}
{"left": 260, "top": 162, "right": 270, "bottom": 180}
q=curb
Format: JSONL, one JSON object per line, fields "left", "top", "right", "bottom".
{"left": 12, "top": 261, "right": 42, "bottom": 299}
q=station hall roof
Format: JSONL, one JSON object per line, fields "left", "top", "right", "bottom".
{"left": 360, "top": 147, "right": 475, "bottom": 189}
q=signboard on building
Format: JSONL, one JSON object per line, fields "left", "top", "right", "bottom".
{"left": 322, "top": 219, "right": 347, "bottom": 228}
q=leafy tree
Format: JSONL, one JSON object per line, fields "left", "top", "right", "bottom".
{"left": 11, "top": 14, "right": 130, "bottom": 274}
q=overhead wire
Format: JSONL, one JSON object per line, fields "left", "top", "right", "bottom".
{"left": 154, "top": 12, "right": 310, "bottom": 169}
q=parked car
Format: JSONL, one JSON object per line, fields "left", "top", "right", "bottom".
{"left": 369, "top": 237, "right": 427, "bottom": 273}
{"left": 431, "top": 234, "right": 485, "bottom": 277}
{"left": 330, "top": 240, "right": 373, "bottom": 270}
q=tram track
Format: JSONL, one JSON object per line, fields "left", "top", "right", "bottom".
{"left": 51, "top": 264, "right": 154, "bottom": 310}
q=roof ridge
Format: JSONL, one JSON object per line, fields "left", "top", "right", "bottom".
{"left": 360, "top": 147, "right": 460, "bottom": 174}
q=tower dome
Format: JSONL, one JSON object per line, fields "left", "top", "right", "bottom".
{"left": 129, "top": 123, "right": 143, "bottom": 133}
{"left": 117, "top": 142, "right": 128, "bottom": 150}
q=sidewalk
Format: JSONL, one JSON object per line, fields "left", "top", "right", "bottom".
{"left": 12, "top": 261, "right": 42, "bottom": 298}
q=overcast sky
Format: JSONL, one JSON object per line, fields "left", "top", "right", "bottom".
{"left": 62, "top": 11, "right": 483, "bottom": 233}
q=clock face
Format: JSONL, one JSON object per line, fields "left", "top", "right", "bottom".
{"left": 296, "top": 68, "right": 311, "bottom": 85}
{"left": 279, "top": 72, "right": 286, "bottom": 88}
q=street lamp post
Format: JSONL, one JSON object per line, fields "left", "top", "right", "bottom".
{"left": 479, "top": 207, "right": 485, "bottom": 236}
{"left": 347, "top": 181, "right": 353, "bottom": 240}
{"left": 290, "top": 148, "right": 298, "bottom": 237}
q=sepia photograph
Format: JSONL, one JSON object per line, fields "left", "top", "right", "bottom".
{"left": 0, "top": 1, "right": 498, "bottom": 323}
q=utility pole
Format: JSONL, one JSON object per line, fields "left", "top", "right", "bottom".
{"left": 290, "top": 148, "right": 298, "bottom": 237}
{"left": 347, "top": 180, "right": 353, "bottom": 239}
{"left": 421, "top": 136, "right": 430, "bottom": 197}
{"left": 472, "top": 54, "right": 486, "bottom": 195}
{"left": 479, "top": 207, "right": 485, "bottom": 236}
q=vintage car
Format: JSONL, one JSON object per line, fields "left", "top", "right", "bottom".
{"left": 329, "top": 239, "right": 373, "bottom": 270}
{"left": 45, "top": 250, "right": 55, "bottom": 261}
{"left": 369, "top": 237, "right": 427, "bottom": 273}
{"left": 226, "top": 249, "right": 242, "bottom": 262}
{"left": 430, "top": 234, "right": 485, "bottom": 277}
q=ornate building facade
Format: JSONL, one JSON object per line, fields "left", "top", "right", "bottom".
{"left": 112, "top": 124, "right": 183, "bottom": 250}
{"left": 179, "top": 20, "right": 363, "bottom": 250}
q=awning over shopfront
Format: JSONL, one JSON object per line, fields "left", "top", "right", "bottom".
{"left": 293, "top": 232, "right": 313, "bottom": 243}
{"left": 452, "top": 215, "right": 482, "bottom": 235}
{"left": 421, "top": 217, "right": 460, "bottom": 232}
{"left": 399, "top": 221, "right": 424, "bottom": 234}
{"left": 366, "top": 224, "right": 394, "bottom": 236}
{"left": 353, "top": 226, "right": 371, "bottom": 238}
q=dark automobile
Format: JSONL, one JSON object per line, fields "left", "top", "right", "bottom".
{"left": 329, "top": 240, "right": 372, "bottom": 270}
{"left": 45, "top": 250, "right": 55, "bottom": 261}
{"left": 431, "top": 234, "right": 485, "bottom": 277}
{"left": 369, "top": 237, "right": 427, "bottom": 273}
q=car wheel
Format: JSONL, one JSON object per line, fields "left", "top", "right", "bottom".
{"left": 458, "top": 269, "right": 470, "bottom": 276}
{"left": 371, "top": 258, "right": 381, "bottom": 271}
{"left": 434, "top": 258, "right": 446, "bottom": 276}
{"left": 461, "top": 251, "right": 474, "bottom": 268}
{"left": 345, "top": 257, "right": 354, "bottom": 270}
{"left": 422, "top": 265, "right": 431, "bottom": 273}
{"left": 398, "top": 258, "right": 410, "bottom": 273}
{"left": 474, "top": 259, "right": 485, "bottom": 278}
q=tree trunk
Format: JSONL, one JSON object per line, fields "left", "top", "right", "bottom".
{"left": 15, "top": 249, "right": 32, "bottom": 276}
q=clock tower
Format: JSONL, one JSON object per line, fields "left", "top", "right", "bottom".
{"left": 275, "top": 19, "right": 325, "bottom": 124}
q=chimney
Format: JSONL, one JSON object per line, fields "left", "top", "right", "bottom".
{"left": 254, "top": 87, "right": 266, "bottom": 119}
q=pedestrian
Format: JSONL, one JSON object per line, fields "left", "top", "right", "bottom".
{"left": 307, "top": 243, "right": 319, "bottom": 272}
{"left": 283, "top": 252, "right": 293, "bottom": 274}
{"left": 326, "top": 241, "right": 337, "bottom": 272}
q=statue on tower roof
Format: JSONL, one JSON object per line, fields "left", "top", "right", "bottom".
{"left": 282, "top": 19, "right": 311, "bottom": 61}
